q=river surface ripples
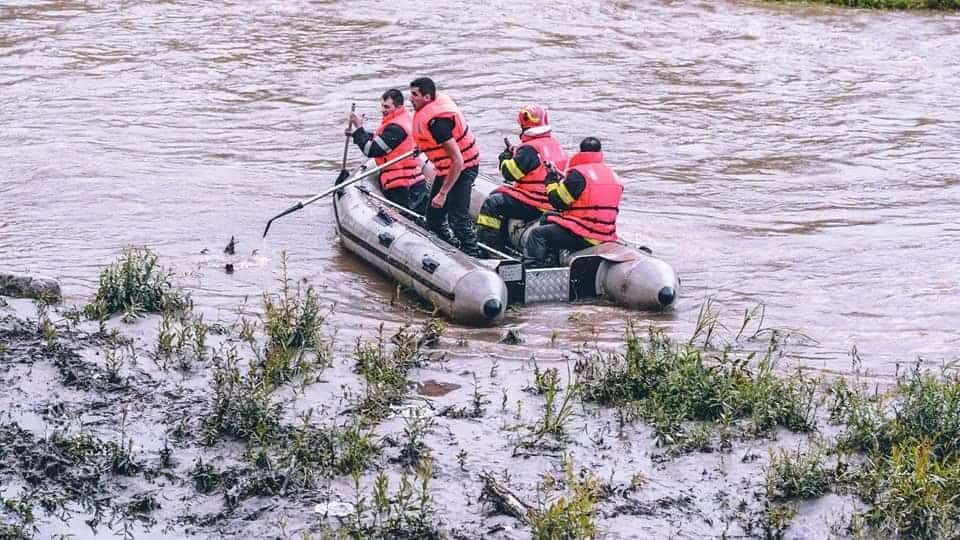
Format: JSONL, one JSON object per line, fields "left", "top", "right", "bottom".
{"left": 2, "top": 0, "right": 959, "bottom": 374}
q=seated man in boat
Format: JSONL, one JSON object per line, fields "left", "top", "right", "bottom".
{"left": 409, "top": 77, "right": 482, "bottom": 257}
{"left": 476, "top": 104, "right": 569, "bottom": 251}
{"left": 346, "top": 88, "right": 429, "bottom": 215}
{"left": 524, "top": 137, "right": 623, "bottom": 268}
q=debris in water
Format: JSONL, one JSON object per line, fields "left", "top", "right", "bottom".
{"left": 224, "top": 263, "right": 234, "bottom": 274}
{"left": 224, "top": 236, "right": 236, "bottom": 255}
{"left": 417, "top": 380, "right": 461, "bottom": 397}
{"left": 499, "top": 329, "right": 523, "bottom": 345}
{"left": 200, "top": 248, "right": 209, "bottom": 254}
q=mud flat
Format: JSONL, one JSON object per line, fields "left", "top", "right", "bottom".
{"left": 2, "top": 250, "right": 958, "bottom": 539}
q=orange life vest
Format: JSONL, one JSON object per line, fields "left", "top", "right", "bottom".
{"left": 412, "top": 93, "right": 480, "bottom": 178}
{"left": 375, "top": 107, "right": 425, "bottom": 191}
{"left": 546, "top": 151, "right": 622, "bottom": 243}
{"left": 495, "top": 131, "right": 568, "bottom": 211}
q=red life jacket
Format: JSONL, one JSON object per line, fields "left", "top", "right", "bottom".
{"left": 546, "top": 151, "right": 622, "bottom": 243}
{"left": 412, "top": 93, "right": 480, "bottom": 178}
{"left": 375, "top": 108, "right": 425, "bottom": 191}
{"left": 495, "top": 131, "right": 568, "bottom": 211}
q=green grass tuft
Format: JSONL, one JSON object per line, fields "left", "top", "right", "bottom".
{"left": 83, "top": 246, "right": 188, "bottom": 321}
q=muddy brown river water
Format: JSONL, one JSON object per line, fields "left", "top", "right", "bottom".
{"left": 1, "top": 1, "right": 959, "bottom": 537}
{"left": 2, "top": 0, "right": 959, "bottom": 372}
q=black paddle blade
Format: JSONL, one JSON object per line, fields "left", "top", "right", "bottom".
{"left": 262, "top": 202, "right": 304, "bottom": 238}
{"left": 334, "top": 169, "right": 350, "bottom": 184}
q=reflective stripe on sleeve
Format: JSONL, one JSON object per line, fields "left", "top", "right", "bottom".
{"left": 476, "top": 214, "right": 502, "bottom": 230}
{"left": 501, "top": 159, "right": 524, "bottom": 181}
{"left": 546, "top": 182, "right": 575, "bottom": 205}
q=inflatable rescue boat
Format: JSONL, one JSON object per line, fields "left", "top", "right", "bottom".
{"left": 332, "top": 159, "right": 679, "bottom": 325}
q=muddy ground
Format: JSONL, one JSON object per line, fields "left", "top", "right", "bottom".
{"left": 0, "top": 285, "right": 884, "bottom": 539}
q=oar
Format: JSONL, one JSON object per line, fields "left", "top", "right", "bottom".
{"left": 338, "top": 103, "right": 356, "bottom": 182}
{"left": 354, "top": 184, "right": 520, "bottom": 262}
{"left": 262, "top": 149, "right": 417, "bottom": 238}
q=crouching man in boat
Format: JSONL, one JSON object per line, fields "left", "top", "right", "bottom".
{"left": 524, "top": 137, "right": 623, "bottom": 268}
{"left": 409, "top": 77, "right": 482, "bottom": 257}
{"left": 346, "top": 89, "right": 429, "bottom": 215}
{"left": 476, "top": 104, "right": 569, "bottom": 251}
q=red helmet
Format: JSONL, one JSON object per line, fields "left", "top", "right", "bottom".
{"left": 517, "top": 104, "right": 549, "bottom": 130}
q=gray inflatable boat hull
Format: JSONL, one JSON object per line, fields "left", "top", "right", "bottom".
{"left": 333, "top": 167, "right": 507, "bottom": 326}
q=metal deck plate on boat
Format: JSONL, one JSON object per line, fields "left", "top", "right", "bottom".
{"left": 524, "top": 267, "right": 570, "bottom": 303}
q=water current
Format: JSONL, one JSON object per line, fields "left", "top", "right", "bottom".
{"left": 2, "top": 0, "right": 959, "bottom": 375}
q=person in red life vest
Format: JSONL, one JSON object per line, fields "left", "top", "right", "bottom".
{"left": 346, "top": 89, "right": 428, "bottom": 215}
{"left": 524, "top": 137, "right": 623, "bottom": 268}
{"left": 476, "top": 104, "right": 569, "bottom": 251}
{"left": 409, "top": 77, "right": 481, "bottom": 257}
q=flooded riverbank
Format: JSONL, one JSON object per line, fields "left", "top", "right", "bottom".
{"left": 2, "top": 249, "right": 959, "bottom": 538}
{"left": 3, "top": 0, "right": 959, "bottom": 537}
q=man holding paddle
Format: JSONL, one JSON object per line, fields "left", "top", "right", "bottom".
{"left": 409, "top": 77, "right": 482, "bottom": 257}
{"left": 346, "top": 89, "right": 429, "bottom": 215}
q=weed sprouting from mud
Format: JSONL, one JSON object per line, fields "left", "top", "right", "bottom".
{"left": 340, "top": 460, "right": 440, "bottom": 539}
{"left": 533, "top": 368, "right": 578, "bottom": 442}
{"left": 397, "top": 407, "right": 435, "bottom": 467}
{"left": 202, "top": 344, "right": 281, "bottom": 445}
{"left": 262, "top": 253, "right": 331, "bottom": 355}
{"left": 531, "top": 455, "right": 600, "bottom": 540}
{"left": 828, "top": 360, "right": 960, "bottom": 538}
{"left": 275, "top": 410, "right": 381, "bottom": 488}
{"left": 252, "top": 254, "right": 334, "bottom": 387}
{"left": 577, "top": 320, "right": 819, "bottom": 450}
{"left": 83, "top": 246, "right": 188, "bottom": 321}
{"left": 0, "top": 495, "right": 37, "bottom": 539}
{"left": 352, "top": 323, "right": 425, "bottom": 421}
{"left": 765, "top": 445, "right": 832, "bottom": 500}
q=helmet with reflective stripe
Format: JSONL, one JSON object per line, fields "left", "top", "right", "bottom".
{"left": 517, "top": 104, "right": 549, "bottom": 130}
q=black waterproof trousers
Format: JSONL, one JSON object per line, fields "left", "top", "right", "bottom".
{"left": 524, "top": 224, "right": 593, "bottom": 267}
{"left": 425, "top": 166, "right": 480, "bottom": 257}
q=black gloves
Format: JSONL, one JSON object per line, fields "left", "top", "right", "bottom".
{"left": 539, "top": 211, "right": 557, "bottom": 225}
{"left": 498, "top": 148, "right": 513, "bottom": 163}
{"left": 545, "top": 170, "right": 560, "bottom": 184}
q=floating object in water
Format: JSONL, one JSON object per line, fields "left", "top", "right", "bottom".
{"left": 224, "top": 263, "right": 234, "bottom": 274}
{"left": 499, "top": 328, "right": 523, "bottom": 345}
{"left": 224, "top": 236, "right": 236, "bottom": 255}
{"left": 200, "top": 248, "right": 209, "bottom": 254}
